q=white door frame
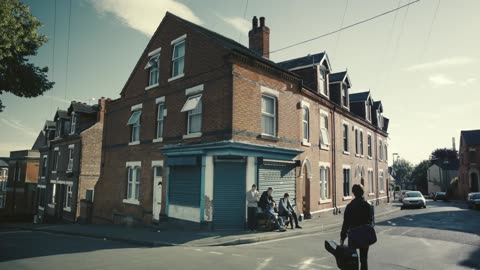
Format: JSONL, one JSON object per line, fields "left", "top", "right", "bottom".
{"left": 152, "top": 160, "right": 164, "bottom": 221}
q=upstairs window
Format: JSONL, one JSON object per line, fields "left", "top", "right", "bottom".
{"left": 343, "top": 124, "right": 349, "bottom": 152}
{"left": 378, "top": 112, "right": 383, "bottom": 129}
{"left": 41, "top": 156, "right": 47, "bottom": 177}
{"left": 368, "top": 170, "right": 374, "bottom": 194}
{"left": 53, "top": 150, "right": 59, "bottom": 172}
{"left": 70, "top": 113, "right": 76, "bottom": 134}
{"left": 67, "top": 147, "right": 74, "bottom": 172}
{"left": 172, "top": 39, "right": 185, "bottom": 78}
{"left": 360, "top": 131, "right": 364, "bottom": 156}
{"left": 355, "top": 129, "right": 359, "bottom": 155}
{"left": 366, "top": 103, "right": 372, "bottom": 122}
{"left": 320, "top": 113, "right": 329, "bottom": 148}
{"left": 56, "top": 121, "right": 63, "bottom": 138}
{"left": 127, "top": 110, "right": 142, "bottom": 143}
{"left": 146, "top": 54, "right": 160, "bottom": 86}
{"left": 379, "top": 140, "right": 384, "bottom": 160}
{"left": 261, "top": 95, "right": 276, "bottom": 136}
{"left": 385, "top": 145, "right": 388, "bottom": 161}
{"left": 156, "top": 103, "right": 165, "bottom": 139}
{"left": 181, "top": 95, "right": 202, "bottom": 135}
{"left": 302, "top": 107, "right": 309, "bottom": 142}
{"left": 318, "top": 68, "right": 328, "bottom": 96}
{"left": 367, "top": 135, "right": 372, "bottom": 157}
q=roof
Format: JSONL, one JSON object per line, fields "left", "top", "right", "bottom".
{"left": 461, "top": 130, "right": 480, "bottom": 145}
{"left": 329, "top": 71, "right": 351, "bottom": 87}
{"left": 44, "top": 120, "right": 56, "bottom": 129}
{"left": 349, "top": 91, "right": 370, "bottom": 103}
{"left": 373, "top": 101, "right": 383, "bottom": 112}
{"left": 69, "top": 101, "right": 98, "bottom": 114}
{"left": 55, "top": 110, "right": 69, "bottom": 119}
{"left": 0, "top": 159, "right": 8, "bottom": 168}
{"left": 276, "top": 52, "right": 327, "bottom": 70}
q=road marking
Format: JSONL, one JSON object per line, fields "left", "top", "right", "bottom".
{"left": 0, "top": 230, "right": 31, "bottom": 235}
{"left": 232, "top": 254, "right": 246, "bottom": 257}
{"left": 380, "top": 228, "right": 395, "bottom": 235}
{"left": 400, "top": 228, "right": 415, "bottom": 236}
{"left": 209, "top": 251, "right": 223, "bottom": 255}
{"left": 419, "top": 238, "right": 431, "bottom": 246}
{"left": 194, "top": 248, "right": 203, "bottom": 252}
{"left": 299, "top": 257, "right": 314, "bottom": 270}
{"left": 256, "top": 257, "right": 272, "bottom": 270}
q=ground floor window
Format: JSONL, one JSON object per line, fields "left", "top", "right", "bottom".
{"left": 320, "top": 166, "right": 330, "bottom": 200}
{"left": 368, "top": 170, "right": 374, "bottom": 194}
{"left": 86, "top": 189, "right": 94, "bottom": 202}
{"left": 343, "top": 168, "right": 351, "bottom": 197}
{"left": 379, "top": 170, "right": 385, "bottom": 192}
{"left": 37, "top": 187, "right": 46, "bottom": 207}
{"left": 64, "top": 184, "right": 73, "bottom": 211}
{"left": 50, "top": 184, "right": 56, "bottom": 205}
{"left": 126, "top": 166, "right": 141, "bottom": 201}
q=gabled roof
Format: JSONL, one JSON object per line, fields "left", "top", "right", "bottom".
{"left": 383, "top": 117, "right": 390, "bottom": 132}
{"left": 44, "top": 120, "right": 56, "bottom": 130}
{"left": 329, "top": 71, "right": 351, "bottom": 87}
{"left": 349, "top": 91, "right": 370, "bottom": 103}
{"left": 277, "top": 52, "right": 330, "bottom": 71}
{"left": 54, "top": 110, "right": 69, "bottom": 120}
{"left": 461, "top": 130, "right": 480, "bottom": 145}
{"left": 68, "top": 101, "right": 97, "bottom": 114}
{"left": 373, "top": 101, "right": 383, "bottom": 112}
{"left": 0, "top": 159, "right": 8, "bottom": 168}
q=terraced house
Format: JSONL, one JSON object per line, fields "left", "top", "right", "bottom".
{"left": 93, "top": 13, "right": 390, "bottom": 230}
{"left": 36, "top": 100, "right": 105, "bottom": 223}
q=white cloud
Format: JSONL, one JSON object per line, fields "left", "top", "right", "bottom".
{"left": 406, "top": 57, "right": 473, "bottom": 71}
{"left": 222, "top": 16, "right": 250, "bottom": 34}
{"left": 0, "top": 118, "right": 38, "bottom": 137}
{"left": 428, "top": 74, "right": 455, "bottom": 87}
{"left": 461, "top": 77, "right": 477, "bottom": 87}
{"left": 89, "top": 0, "right": 202, "bottom": 36}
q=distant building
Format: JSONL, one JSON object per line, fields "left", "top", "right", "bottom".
{"left": 0, "top": 158, "right": 9, "bottom": 209}
{"left": 458, "top": 130, "right": 480, "bottom": 199}
{"left": 427, "top": 160, "right": 459, "bottom": 193}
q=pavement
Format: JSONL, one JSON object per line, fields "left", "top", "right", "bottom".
{"left": 1, "top": 200, "right": 479, "bottom": 270}
{"left": 0, "top": 202, "right": 400, "bottom": 247}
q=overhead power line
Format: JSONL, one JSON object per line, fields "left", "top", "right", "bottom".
{"left": 269, "top": 0, "right": 421, "bottom": 55}
{"left": 64, "top": 0, "right": 72, "bottom": 101}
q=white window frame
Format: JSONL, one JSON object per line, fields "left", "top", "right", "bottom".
{"left": 360, "top": 130, "right": 364, "bottom": 157}
{"left": 261, "top": 95, "right": 277, "bottom": 137}
{"left": 355, "top": 128, "right": 359, "bottom": 156}
{"left": 319, "top": 162, "right": 331, "bottom": 203}
{"left": 155, "top": 102, "right": 165, "bottom": 141}
{"left": 342, "top": 165, "right": 352, "bottom": 200}
{"left": 41, "top": 155, "right": 47, "bottom": 178}
{"left": 385, "top": 143, "right": 388, "bottom": 162}
{"left": 302, "top": 106, "right": 310, "bottom": 146}
{"left": 320, "top": 110, "right": 330, "bottom": 150}
{"left": 186, "top": 94, "right": 202, "bottom": 136}
{"left": 342, "top": 121, "right": 349, "bottom": 154}
{"left": 169, "top": 34, "right": 186, "bottom": 81}
{"left": 67, "top": 145, "right": 74, "bottom": 172}
{"left": 379, "top": 139, "right": 384, "bottom": 161}
{"left": 341, "top": 84, "right": 349, "bottom": 108}
{"left": 64, "top": 184, "right": 73, "bottom": 211}
{"left": 52, "top": 150, "right": 60, "bottom": 173}
{"left": 367, "top": 133, "right": 373, "bottom": 159}
{"left": 49, "top": 183, "right": 56, "bottom": 208}
{"left": 146, "top": 53, "right": 160, "bottom": 89}
{"left": 128, "top": 104, "right": 142, "bottom": 146}
{"left": 70, "top": 113, "right": 76, "bottom": 134}
{"left": 368, "top": 168, "right": 375, "bottom": 196}
{"left": 124, "top": 161, "right": 141, "bottom": 205}
{"left": 318, "top": 67, "right": 328, "bottom": 97}
{"left": 379, "top": 169, "right": 385, "bottom": 193}
{"left": 366, "top": 102, "right": 372, "bottom": 122}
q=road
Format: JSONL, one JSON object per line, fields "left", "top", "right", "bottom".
{"left": 1, "top": 200, "right": 479, "bottom": 270}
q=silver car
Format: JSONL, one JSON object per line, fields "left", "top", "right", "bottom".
{"left": 401, "top": 191, "right": 427, "bottom": 209}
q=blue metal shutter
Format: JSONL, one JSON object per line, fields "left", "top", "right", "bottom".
{"left": 258, "top": 161, "right": 297, "bottom": 205}
{"left": 213, "top": 160, "right": 246, "bottom": 230}
{"left": 169, "top": 165, "right": 201, "bottom": 207}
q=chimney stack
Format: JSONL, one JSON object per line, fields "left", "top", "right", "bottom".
{"left": 248, "top": 16, "right": 270, "bottom": 59}
{"left": 98, "top": 97, "right": 107, "bottom": 125}
{"left": 452, "top": 137, "right": 456, "bottom": 151}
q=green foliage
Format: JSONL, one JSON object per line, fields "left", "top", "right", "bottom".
{"left": 411, "top": 160, "right": 431, "bottom": 192}
{"left": 0, "top": 0, "right": 54, "bottom": 112}
{"left": 392, "top": 158, "right": 414, "bottom": 184}
{"left": 431, "top": 148, "right": 458, "bottom": 161}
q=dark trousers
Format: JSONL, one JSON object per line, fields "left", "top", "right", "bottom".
{"left": 247, "top": 207, "right": 257, "bottom": 230}
{"left": 285, "top": 212, "right": 299, "bottom": 228}
{"left": 359, "top": 246, "right": 369, "bottom": 270}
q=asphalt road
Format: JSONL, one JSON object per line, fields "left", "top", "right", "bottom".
{"left": 1, "top": 200, "right": 479, "bottom": 270}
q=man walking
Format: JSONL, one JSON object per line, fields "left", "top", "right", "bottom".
{"left": 246, "top": 184, "right": 259, "bottom": 231}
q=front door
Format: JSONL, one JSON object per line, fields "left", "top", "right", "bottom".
{"left": 471, "top": 173, "right": 479, "bottom": 192}
{"left": 152, "top": 166, "right": 163, "bottom": 221}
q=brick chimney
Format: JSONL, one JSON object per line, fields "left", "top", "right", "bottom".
{"left": 248, "top": 16, "right": 270, "bottom": 59}
{"left": 98, "top": 97, "right": 107, "bottom": 125}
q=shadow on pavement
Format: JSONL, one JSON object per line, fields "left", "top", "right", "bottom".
{"left": 459, "top": 247, "right": 480, "bottom": 269}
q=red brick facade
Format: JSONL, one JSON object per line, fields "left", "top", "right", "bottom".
{"left": 458, "top": 130, "right": 480, "bottom": 199}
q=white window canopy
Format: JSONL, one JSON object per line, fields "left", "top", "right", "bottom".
{"left": 181, "top": 95, "right": 202, "bottom": 112}
{"left": 145, "top": 55, "right": 159, "bottom": 69}
{"left": 127, "top": 111, "right": 142, "bottom": 125}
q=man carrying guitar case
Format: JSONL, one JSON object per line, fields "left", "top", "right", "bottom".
{"left": 325, "top": 240, "right": 359, "bottom": 270}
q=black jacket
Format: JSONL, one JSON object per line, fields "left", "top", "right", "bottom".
{"left": 259, "top": 191, "right": 274, "bottom": 210}
{"left": 340, "top": 197, "right": 374, "bottom": 241}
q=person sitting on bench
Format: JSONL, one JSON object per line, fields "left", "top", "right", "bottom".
{"left": 279, "top": 193, "right": 302, "bottom": 229}
{"left": 259, "top": 187, "right": 286, "bottom": 232}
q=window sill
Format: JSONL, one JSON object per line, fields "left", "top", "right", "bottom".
{"left": 342, "top": 196, "right": 352, "bottom": 201}
{"left": 355, "top": 154, "right": 361, "bottom": 157}
{"left": 183, "top": 132, "right": 202, "bottom": 139}
{"left": 48, "top": 204, "right": 55, "bottom": 208}
{"left": 343, "top": 151, "right": 350, "bottom": 155}
{"left": 51, "top": 171, "right": 57, "bottom": 174}
{"left": 123, "top": 199, "right": 140, "bottom": 205}
{"left": 145, "top": 83, "right": 159, "bottom": 91}
{"left": 40, "top": 177, "right": 45, "bottom": 180}
{"left": 63, "top": 207, "right": 71, "bottom": 212}
{"left": 302, "top": 140, "right": 311, "bottom": 147}
{"left": 319, "top": 199, "right": 332, "bottom": 204}
{"left": 128, "top": 141, "right": 140, "bottom": 146}
{"left": 368, "top": 193, "right": 375, "bottom": 197}
{"left": 153, "top": 138, "right": 163, "bottom": 143}
{"left": 259, "top": 134, "right": 279, "bottom": 142}
{"left": 320, "top": 145, "right": 330, "bottom": 151}
{"left": 168, "top": 73, "right": 184, "bottom": 82}
{"left": 380, "top": 191, "right": 385, "bottom": 194}
{"left": 367, "top": 156, "right": 372, "bottom": 160}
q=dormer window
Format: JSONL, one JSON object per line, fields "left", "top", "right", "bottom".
{"left": 318, "top": 67, "right": 328, "bottom": 96}
{"left": 70, "top": 113, "right": 76, "bottom": 134}
{"left": 56, "top": 121, "right": 63, "bottom": 138}
{"left": 377, "top": 112, "right": 383, "bottom": 129}
{"left": 366, "top": 102, "right": 372, "bottom": 122}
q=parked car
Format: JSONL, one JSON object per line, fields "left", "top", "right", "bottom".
{"left": 398, "top": 190, "right": 411, "bottom": 202}
{"left": 401, "top": 191, "right": 427, "bottom": 209}
{"left": 433, "top": 192, "right": 448, "bottom": 201}
{"left": 467, "top": 193, "right": 480, "bottom": 209}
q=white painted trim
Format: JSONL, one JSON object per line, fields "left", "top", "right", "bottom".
{"left": 48, "top": 204, "right": 55, "bottom": 208}
{"left": 38, "top": 206, "right": 45, "bottom": 211}
{"left": 170, "top": 34, "right": 187, "bottom": 45}
{"left": 50, "top": 180, "right": 73, "bottom": 185}
{"left": 155, "top": 96, "right": 165, "bottom": 104}
{"left": 343, "top": 151, "right": 350, "bottom": 155}
{"left": 42, "top": 155, "right": 47, "bottom": 158}
{"left": 145, "top": 83, "right": 159, "bottom": 91}
{"left": 151, "top": 160, "right": 164, "bottom": 167}
{"left": 183, "top": 132, "right": 202, "bottom": 139}
{"left": 319, "top": 199, "right": 332, "bottom": 204}
{"left": 342, "top": 119, "right": 350, "bottom": 125}
{"left": 310, "top": 207, "right": 334, "bottom": 214}
{"left": 320, "top": 145, "right": 330, "bottom": 151}
{"left": 320, "top": 109, "right": 329, "bottom": 116}
{"left": 128, "top": 141, "right": 140, "bottom": 146}
{"left": 37, "top": 184, "right": 46, "bottom": 188}
{"left": 288, "top": 63, "right": 317, "bottom": 71}
{"left": 318, "top": 161, "right": 331, "bottom": 167}
{"left": 302, "top": 140, "right": 311, "bottom": 147}
{"left": 342, "top": 196, "right": 353, "bottom": 201}
{"left": 131, "top": 104, "right": 143, "bottom": 111}
{"left": 260, "top": 86, "right": 279, "bottom": 97}
{"left": 368, "top": 193, "right": 375, "bottom": 197}
{"left": 123, "top": 199, "right": 140, "bottom": 205}
{"left": 262, "top": 159, "right": 296, "bottom": 164}
{"left": 152, "top": 138, "right": 163, "bottom": 143}
{"left": 126, "top": 161, "right": 141, "bottom": 168}
{"left": 148, "top": 47, "right": 161, "bottom": 56}
{"left": 63, "top": 207, "right": 71, "bottom": 212}
{"left": 342, "top": 164, "right": 351, "bottom": 169}
{"left": 185, "top": 84, "right": 204, "bottom": 96}
{"left": 300, "top": 100, "right": 310, "bottom": 108}
{"left": 168, "top": 73, "right": 184, "bottom": 82}
{"left": 54, "top": 147, "right": 59, "bottom": 151}
{"left": 68, "top": 144, "right": 75, "bottom": 149}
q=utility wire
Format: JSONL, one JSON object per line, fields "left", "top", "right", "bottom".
{"left": 418, "top": 0, "right": 441, "bottom": 63}
{"left": 269, "top": 0, "right": 420, "bottom": 56}
{"left": 64, "top": 0, "right": 72, "bottom": 101}
{"left": 49, "top": 0, "right": 57, "bottom": 116}
{"left": 332, "top": 0, "right": 349, "bottom": 58}
{"left": 238, "top": 0, "right": 249, "bottom": 42}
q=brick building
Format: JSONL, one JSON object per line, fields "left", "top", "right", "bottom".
{"left": 458, "top": 130, "right": 480, "bottom": 199}
{"left": 93, "top": 13, "right": 390, "bottom": 230}
{"left": 36, "top": 99, "right": 105, "bottom": 223}
{"left": 0, "top": 158, "right": 10, "bottom": 209}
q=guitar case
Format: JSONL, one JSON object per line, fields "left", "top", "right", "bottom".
{"left": 324, "top": 240, "right": 359, "bottom": 270}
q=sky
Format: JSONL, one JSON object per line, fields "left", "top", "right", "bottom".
{"left": 1, "top": 0, "right": 479, "bottom": 165}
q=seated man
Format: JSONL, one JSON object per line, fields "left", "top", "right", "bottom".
{"left": 259, "top": 187, "right": 286, "bottom": 232}
{"left": 279, "top": 193, "right": 302, "bottom": 229}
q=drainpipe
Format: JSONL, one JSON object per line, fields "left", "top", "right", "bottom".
{"left": 332, "top": 107, "right": 338, "bottom": 215}
{"left": 374, "top": 130, "right": 379, "bottom": 206}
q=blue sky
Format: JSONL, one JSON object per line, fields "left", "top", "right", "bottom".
{"left": 1, "top": 0, "right": 479, "bottom": 164}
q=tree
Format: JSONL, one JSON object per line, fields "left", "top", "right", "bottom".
{"left": 431, "top": 148, "right": 458, "bottom": 161}
{"left": 0, "top": 0, "right": 54, "bottom": 112}
{"left": 392, "top": 158, "right": 414, "bottom": 185}
{"left": 411, "top": 160, "right": 431, "bottom": 193}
